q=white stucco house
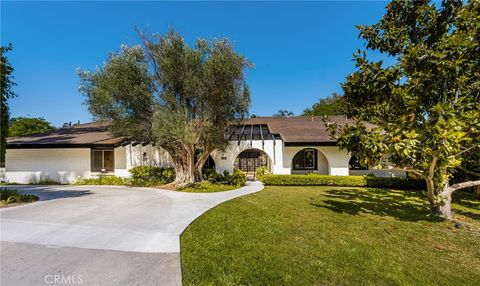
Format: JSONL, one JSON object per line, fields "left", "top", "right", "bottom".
{"left": 4, "top": 116, "right": 404, "bottom": 184}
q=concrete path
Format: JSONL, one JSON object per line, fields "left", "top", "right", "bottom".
{"left": 0, "top": 181, "right": 264, "bottom": 286}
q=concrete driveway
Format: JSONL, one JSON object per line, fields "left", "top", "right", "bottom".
{"left": 0, "top": 181, "right": 264, "bottom": 286}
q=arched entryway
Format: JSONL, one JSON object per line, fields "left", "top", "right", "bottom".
{"left": 202, "top": 155, "right": 216, "bottom": 172}
{"left": 291, "top": 148, "right": 328, "bottom": 174}
{"left": 234, "top": 149, "right": 271, "bottom": 176}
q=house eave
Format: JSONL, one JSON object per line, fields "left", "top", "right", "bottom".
{"left": 6, "top": 143, "right": 121, "bottom": 149}
{"left": 283, "top": 141, "right": 337, "bottom": 147}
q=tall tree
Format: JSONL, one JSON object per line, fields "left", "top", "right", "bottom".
{"left": 9, "top": 117, "right": 55, "bottom": 137}
{"left": 0, "top": 44, "right": 16, "bottom": 167}
{"left": 303, "top": 93, "right": 345, "bottom": 116}
{"left": 79, "top": 30, "right": 251, "bottom": 187}
{"left": 325, "top": 0, "right": 480, "bottom": 219}
{"left": 273, "top": 110, "right": 294, "bottom": 117}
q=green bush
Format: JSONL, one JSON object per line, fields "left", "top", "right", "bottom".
{"left": 203, "top": 168, "right": 246, "bottom": 187}
{"left": 0, "top": 188, "right": 39, "bottom": 204}
{"left": 255, "top": 166, "right": 271, "bottom": 181}
{"left": 229, "top": 168, "right": 247, "bottom": 186}
{"left": 76, "top": 176, "right": 129, "bottom": 186}
{"left": 179, "top": 181, "right": 238, "bottom": 193}
{"left": 29, "top": 176, "right": 61, "bottom": 185}
{"left": 204, "top": 168, "right": 224, "bottom": 184}
{"left": 260, "top": 174, "right": 425, "bottom": 190}
{"left": 129, "top": 166, "right": 175, "bottom": 186}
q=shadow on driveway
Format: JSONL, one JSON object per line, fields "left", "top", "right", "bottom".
{"left": 4, "top": 185, "right": 94, "bottom": 201}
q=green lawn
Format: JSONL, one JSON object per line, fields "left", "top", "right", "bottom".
{"left": 180, "top": 186, "right": 480, "bottom": 285}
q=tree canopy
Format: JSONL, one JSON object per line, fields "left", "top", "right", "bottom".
{"left": 273, "top": 110, "right": 294, "bottom": 117}
{"left": 325, "top": 0, "right": 480, "bottom": 219}
{"left": 8, "top": 117, "right": 55, "bottom": 137}
{"left": 79, "top": 30, "right": 251, "bottom": 186}
{"left": 0, "top": 44, "right": 16, "bottom": 167}
{"left": 303, "top": 93, "right": 345, "bottom": 116}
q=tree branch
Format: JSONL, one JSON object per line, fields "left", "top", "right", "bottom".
{"left": 427, "top": 156, "right": 438, "bottom": 180}
{"left": 446, "top": 180, "right": 480, "bottom": 193}
{"left": 403, "top": 167, "right": 423, "bottom": 177}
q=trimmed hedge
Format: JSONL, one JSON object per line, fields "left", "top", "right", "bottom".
{"left": 259, "top": 174, "right": 425, "bottom": 190}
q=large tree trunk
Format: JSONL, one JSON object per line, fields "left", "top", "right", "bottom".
{"left": 170, "top": 146, "right": 196, "bottom": 188}
{"left": 431, "top": 180, "right": 480, "bottom": 220}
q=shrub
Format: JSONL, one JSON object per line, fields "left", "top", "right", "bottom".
{"left": 29, "top": 176, "right": 61, "bottom": 185}
{"left": 255, "top": 166, "right": 271, "bottom": 180}
{"left": 179, "top": 181, "right": 237, "bottom": 193}
{"left": 0, "top": 188, "right": 39, "bottom": 204}
{"left": 259, "top": 174, "right": 425, "bottom": 190}
{"left": 129, "top": 166, "right": 175, "bottom": 186}
{"left": 229, "top": 168, "right": 247, "bottom": 186}
{"left": 204, "top": 169, "right": 223, "bottom": 184}
{"left": 203, "top": 168, "right": 246, "bottom": 187}
{"left": 76, "top": 176, "right": 129, "bottom": 185}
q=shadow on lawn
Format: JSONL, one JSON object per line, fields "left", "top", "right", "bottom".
{"left": 312, "top": 188, "right": 480, "bottom": 222}
{"left": 311, "top": 188, "right": 436, "bottom": 222}
{"left": 452, "top": 191, "right": 480, "bottom": 220}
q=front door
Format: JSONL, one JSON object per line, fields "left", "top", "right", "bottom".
{"left": 235, "top": 150, "right": 268, "bottom": 174}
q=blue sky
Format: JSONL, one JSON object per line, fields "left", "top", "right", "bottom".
{"left": 1, "top": 1, "right": 390, "bottom": 127}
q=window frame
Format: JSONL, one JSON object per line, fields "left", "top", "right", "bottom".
{"left": 292, "top": 148, "right": 318, "bottom": 170}
{"left": 91, "top": 149, "right": 115, "bottom": 173}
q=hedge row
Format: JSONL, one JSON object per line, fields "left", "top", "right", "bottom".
{"left": 259, "top": 174, "right": 425, "bottom": 190}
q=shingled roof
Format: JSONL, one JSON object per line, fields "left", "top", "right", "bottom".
{"left": 7, "top": 116, "right": 358, "bottom": 148}
{"left": 241, "top": 116, "right": 355, "bottom": 145}
{"left": 7, "top": 122, "right": 124, "bottom": 148}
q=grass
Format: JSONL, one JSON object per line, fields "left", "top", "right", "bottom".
{"left": 179, "top": 181, "right": 240, "bottom": 193}
{"left": 181, "top": 186, "right": 480, "bottom": 285}
{"left": 0, "top": 188, "right": 39, "bottom": 207}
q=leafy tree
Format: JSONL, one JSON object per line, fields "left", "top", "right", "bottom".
{"left": 325, "top": 0, "right": 480, "bottom": 219}
{"left": 8, "top": 117, "right": 55, "bottom": 137}
{"left": 79, "top": 30, "right": 251, "bottom": 187}
{"left": 303, "top": 93, "right": 345, "bottom": 116}
{"left": 273, "top": 110, "right": 294, "bottom": 117}
{"left": 0, "top": 44, "right": 16, "bottom": 167}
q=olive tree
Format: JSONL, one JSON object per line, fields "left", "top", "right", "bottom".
{"left": 79, "top": 30, "right": 251, "bottom": 187}
{"left": 0, "top": 44, "right": 16, "bottom": 167}
{"left": 325, "top": 0, "right": 480, "bottom": 219}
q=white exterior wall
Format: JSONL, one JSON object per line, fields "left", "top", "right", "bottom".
{"left": 211, "top": 139, "right": 285, "bottom": 174}
{"left": 283, "top": 146, "right": 349, "bottom": 176}
{"left": 4, "top": 141, "right": 357, "bottom": 184}
{"left": 286, "top": 147, "right": 329, "bottom": 175}
{"left": 211, "top": 140, "right": 350, "bottom": 176}
{"left": 117, "top": 144, "right": 173, "bottom": 177}
{"left": 4, "top": 144, "right": 175, "bottom": 184}
{"left": 5, "top": 148, "right": 91, "bottom": 184}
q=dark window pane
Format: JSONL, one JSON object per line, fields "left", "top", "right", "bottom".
{"left": 305, "top": 150, "right": 315, "bottom": 168}
{"left": 103, "top": 151, "right": 114, "bottom": 171}
{"left": 92, "top": 150, "right": 103, "bottom": 172}
{"left": 293, "top": 149, "right": 317, "bottom": 170}
{"left": 292, "top": 151, "right": 305, "bottom": 169}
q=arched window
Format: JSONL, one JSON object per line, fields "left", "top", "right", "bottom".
{"left": 349, "top": 156, "right": 367, "bottom": 170}
{"left": 292, "top": 149, "right": 317, "bottom": 170}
